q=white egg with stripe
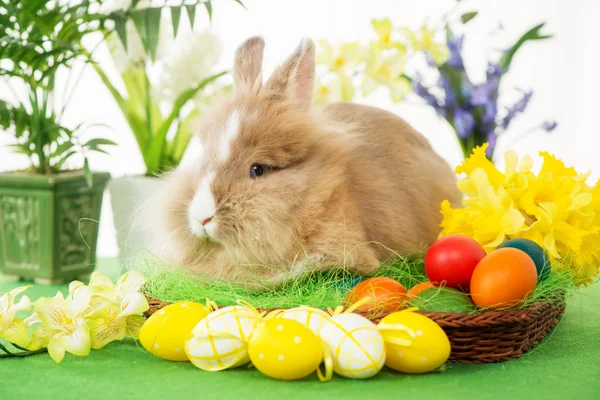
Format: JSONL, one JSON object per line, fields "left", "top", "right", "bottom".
{"left": 185, "top": 305, "right": 262, "bottom": 371}
{"left": 276, "top": 307, "right": 331, "bottom": 336}
{"left": 320, "top": 313, "right": 386, "bottom": 379}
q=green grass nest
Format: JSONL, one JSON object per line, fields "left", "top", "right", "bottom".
{"left": 139, "top": 256, "right": 576, "bottom": 313}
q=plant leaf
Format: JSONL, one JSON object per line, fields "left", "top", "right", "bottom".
{"left": 185, "top": 5, "right": 196, "bottom": 28}
{"left": 83, "top": 158, "right": 93, "bottom": 188}
{"left": 233, "top": 0, "right": 247, "bottom": 10}
{"left": 171, "top": 7, "right": 181, "bottom": 37}
{"left": 204, "top": 2, "right": 213, "bottom": 22}
{"left": 499, "top": 23, "right": 552, "bottom": 73}
{"left": 113, "top": 13, "right": 128, "bottom": 51}
{"left": 84, "top": 138, "right": 118, "bottom": 148}
{"left": 131, "top": 8, "right": 162, "bottom": 61}
{"left": 460, "top": 11, "right": 478, "bottom": 24}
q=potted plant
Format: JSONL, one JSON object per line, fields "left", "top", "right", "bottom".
{"left": 90, "top": 1, "right": 243, "bottom": 265}
{"left": 0, "top": 0, "right": 115, "bottom": 284}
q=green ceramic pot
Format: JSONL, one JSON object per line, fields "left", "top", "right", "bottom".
{"left": 0, "top": 171, "right": 110, "bottom": 284}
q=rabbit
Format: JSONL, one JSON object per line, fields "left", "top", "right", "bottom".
{"left": 150, "top": 37, "right": 462, "bottom": 288}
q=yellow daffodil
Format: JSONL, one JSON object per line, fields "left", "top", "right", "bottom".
{"left": 362, "top": 44, "right": 411, "bottom": 102}
{"left": 32, "top": 288, "right": 98, "bottom": 363}
{"left": 0, "top": 286, "right": 32, "bottom": 348}
{"left": 371, "top": 18, "right": 406, "bottom": 51}
{"left": 314, "top": 74, "right": 355, "bottom": 105}
{"left": 441, "top": 144, "right": 600, "bottom": 285}
{"left": 400, "top": 24, "right": 449, "bottom": 65}
{"left": 316, "top": 39, "right": 362, "bottom": 75}
{"left": 86, "top": 271, "right": 149, "bottom": 349}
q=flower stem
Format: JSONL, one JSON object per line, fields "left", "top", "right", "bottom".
{"left": 0, "top": 343, "right": 48, "bottom": 358}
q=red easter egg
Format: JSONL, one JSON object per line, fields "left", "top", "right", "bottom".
{"left": 425, "top": 235, "right": 487, "bottom": 291}
{"left": 470, "top": 248, "right": 538, "bottom": 309}
{"left": 345, "top": 277, "right": 407, "bottom": 316}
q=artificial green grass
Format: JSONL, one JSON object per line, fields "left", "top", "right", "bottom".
{"left": 141, "top": 256, "right": 577, "bottom": 312}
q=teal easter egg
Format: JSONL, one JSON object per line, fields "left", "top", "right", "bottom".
{"left": 410, "top": 287, "right": 476, "bottom": 313}
{"left": 498, "top": 238, "right": 550, "bottom": 281}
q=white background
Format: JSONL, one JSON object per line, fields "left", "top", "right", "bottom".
{"left": 1, "top": 0, "right": 599, "bottom": 257}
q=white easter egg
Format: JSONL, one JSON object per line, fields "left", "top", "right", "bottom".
{"left": 185, "top": 305, "right": 261, "bottom": 371}
{"left": 276, "top": 307, "right": 331, "bottom": 336}
{"left": 320, "top": 313, "right": 386, "bottom": 379}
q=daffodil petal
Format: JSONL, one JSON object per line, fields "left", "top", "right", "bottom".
{"left": 89, "top": 317, "right": 126, "bottom": 349}
{"left": 118, "top": 292, "right": 149, "bottom": 318}
{"left": 48, "top": 340, "right": 66, "bottom": 363}
{"left": 11, "top": 294, "right": 31, "bottom": 313}
{"left": 26, "top": 327, "right": 47, "bottom": 351}
{"left": 58, "top": 326, "right": 91, "bottom": 356}
{"left": 68, "top": 280, "right": 85, "bottom": 294}
{"left": 116, "top": 270, "right": 145, "bottom": 298}
{"left": 24, "top": 312, "right": 42, "bottom": 326}
{"left": 2, "top": 318, "right": 31, "bottom": 348}
{"left": 125, "top": 315, "right": 146, "bottom": 339}
{"left": 0, "top": 285, "right": 31, "bottom": 314}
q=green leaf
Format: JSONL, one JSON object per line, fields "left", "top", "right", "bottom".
{"left": 499, "top": 23, "right": 552, "bottom": 74}
{"left": 185, "top": 5, "right": 196, "bottom": 28}
{"left": 83, "top": 158, "right": 93, "bottom": 188}
{"left": 51, "top": 141, "right": 74, "bottom": 158}
{"left": 113, "top": 13, "right": 129, "bottom": 51}
{"left": 233, "top": 0, "right": 247, "bottom": 10}
{"left": 171, "top": 7, "right": 181, "bottom": 37}
{"left": 460, "top": 11, "right": 478, "bottom": 24}
{"left": 54, "top": 151, "right": 76, "bottom": 170}
{"left": 204, "top": 2, "right": 213, "bottom": 22}
{"left": 131, "top": 8, "right": 162, "bottom": 61}
{"left": 84, "top": 138, "right": 118, "bottom": 148}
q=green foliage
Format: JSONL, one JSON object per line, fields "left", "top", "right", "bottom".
{"left": 460, "top": 11, "right": 478, "bottom": 24}
{"left": 0, "top": 0, "right": 116, "bottom": 180}
{"left": 498, "top": 23, "right": 552, "bottom": 74}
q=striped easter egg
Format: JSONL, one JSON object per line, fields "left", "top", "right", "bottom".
{"left": 320, "top": 313, "right": 386, "bottom": 379}
{"left": 275, "top": 307, "right": 331, "bottom": 336}
{"left": 185, "top": 305, "right": 261, "bottom": 371}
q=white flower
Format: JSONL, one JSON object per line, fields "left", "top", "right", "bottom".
{"left": 86, "top": 271, "right": 149, "bottom": 349}
{"left": 0, "top": 286, "right": 32, "bottom": 348}
{"left": 32, "top": 288, "right": 100, "bottom": 363}
{"left": 155, "top": 30, "right": 222, "bottom": 102}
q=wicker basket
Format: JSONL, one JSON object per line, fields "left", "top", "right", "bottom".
{"left": 144, "top": 295, "right": 565, "bottom": 364}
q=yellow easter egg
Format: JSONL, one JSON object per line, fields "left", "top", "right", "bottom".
{"left": 378, "top": 310, "right": 451, "bottom": 374}
{"left": 248, "top": 319, "right": 323, "bottom": 381}
{"left": 320, "top": 313, "right": 385, "bottom": 379}
{"left": 275, "top": 307, "right": 330, "bottom": 336}
{"left": 185, "top": 305, "right": 261, "bottom": 371}
{"left": 139, "top": 302, "right": 210, "bottom": 361}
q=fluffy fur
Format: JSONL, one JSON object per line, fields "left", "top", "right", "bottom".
{"left": 150, "top": 37, "right": 461, "bottom": 288}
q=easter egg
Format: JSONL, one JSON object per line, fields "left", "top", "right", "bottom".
{"left": 345, "top": 277, "right": 407, "bottom": 316}
{"left": 139, "top": 302, "right": 210, "bottom": 361}
{"left": 470, "top": 248, "right": 538, "bottom": 309}
{"left": 248, "top": 319, "right": 323, "bottom": 380}
{"left": 498, "top": 238, "right": 550, "bottom": 281}
{"left": 411, "top": 287, "right": 476, "bottom": 313}
{"left": 185, "top": 305, "right": 261, "bottom": 371}
{"left": 276, "top": 307, "right": 331, "bottom": 336}
{"left": 320, "top": 313, "right": 386, "bottom": 379}
{"left": 425, "top": 235, "right": 487, "bottom": 290}
{"left": 407, "top": 281, "right": 435, "bottom": 301}
{"left": 379, "top": 310, "right": 451, "bottom": 374}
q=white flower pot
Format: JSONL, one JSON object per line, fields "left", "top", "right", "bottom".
{"left": 108, "top": 176, "right": 165, "bottom": 269}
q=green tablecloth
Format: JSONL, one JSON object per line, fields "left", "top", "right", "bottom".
{"left": 1, "top": 259, "right": 599, "bottom": 400}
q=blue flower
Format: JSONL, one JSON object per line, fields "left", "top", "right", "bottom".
{"left": 486, "top": 62, "right": 502, "bottom": 79}
{"left": 412, "top": 74, "right": 442, "bottom": 112}
{"left": 447, "top": 36, "right": 464, "bottom": 69}
{"left": 483, "top": 101, "right": 497, "bottom": 124}
{"left": 542, "top": 120, "right": 558, "bottom": 132}
{"left": 502, "top": 90, "right": 533, "bottom": 129}
{"left": 439, "top": 75, "right": 456, "bottom": 107}
{"left": 471, "top": 82, "right": 498, "bottom": 106}
{"left": 454, "top": 108, "right": 475, "bottom": 139}
{"left": 485, "top": 131, "right": 497, "bottom": 159}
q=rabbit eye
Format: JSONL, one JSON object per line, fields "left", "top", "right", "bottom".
{"left": 250, "top": 163, "right": 267, "bottom": 178}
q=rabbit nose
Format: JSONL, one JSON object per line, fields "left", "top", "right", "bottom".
{"left": 201, "top": 216, "right": 214, "bottom": 226}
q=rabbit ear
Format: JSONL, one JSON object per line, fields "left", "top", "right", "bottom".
{"left": 264, "top": 38, "right": 315, "bottom": 110}
{"left": 234, "top": 37, "right": 265, "bottom": 94}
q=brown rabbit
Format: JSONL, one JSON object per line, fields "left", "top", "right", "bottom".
{"left": 151, "top": 37, "right": 461, "bottom": 287}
